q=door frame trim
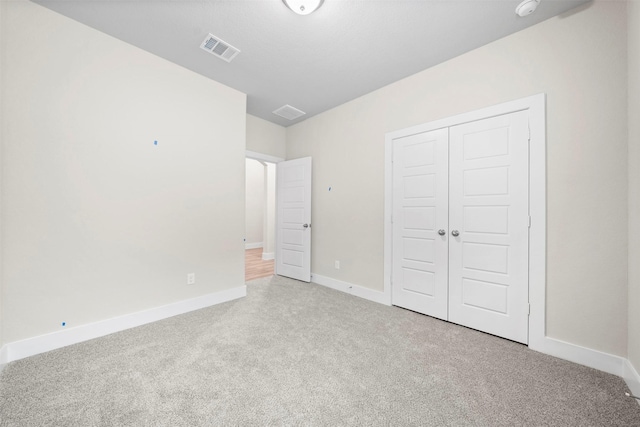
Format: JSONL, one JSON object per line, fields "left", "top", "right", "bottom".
{"left": 384, "top": 93, "right": 546, "bottom": 348}
{"left": 245, "top": 150, "right": 284, "bottom": 164}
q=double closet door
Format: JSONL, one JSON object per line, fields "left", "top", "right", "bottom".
{"left": 391, "top": 110, "right": 530, "bottom": 344}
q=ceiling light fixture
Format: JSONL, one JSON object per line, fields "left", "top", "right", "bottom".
{"left": 282, "top": 0, "right": 324, "bottom": 16}
{"left": 515, "top": 0, "right": 540, "bottom": 17}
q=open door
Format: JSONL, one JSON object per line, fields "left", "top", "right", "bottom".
{"left": 276, "top": 157, "right": 312, "bottom": 282}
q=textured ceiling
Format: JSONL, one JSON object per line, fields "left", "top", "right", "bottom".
{"left": 35, "top": 0, "right": 589, "bottom": 127}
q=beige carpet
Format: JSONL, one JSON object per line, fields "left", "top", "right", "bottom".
{"left": 1, "top": 275, "right": 639, "bottom": 426}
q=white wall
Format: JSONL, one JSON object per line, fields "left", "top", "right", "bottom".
{"left": 246, "top": 114, "right": 286, "bottom": 159}
{"left": 628, "top": 0, "right": 640, "bottom": 374}
{"left": 245, "top": 159, "right": 265, "bottom": 246}
{"left": 1, "top": 0, "right": 246, "bottom": 343}
{"left": 287, "top": 1, "right": 628, "bottom": 357}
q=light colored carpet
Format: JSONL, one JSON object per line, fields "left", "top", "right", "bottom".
{"left": 1, "top": 275, "right": 639, "bottom": 426}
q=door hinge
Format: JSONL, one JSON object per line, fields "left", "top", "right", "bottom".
{"left": 528, "top": 304, "right": 531, "bottom": 316}
{"left": 528, "top": 216, "right": 532, "bottom": 228}
{"left": 391, "top": 215, "right": 394, "bottom": 224}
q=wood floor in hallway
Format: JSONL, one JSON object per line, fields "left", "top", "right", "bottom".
{"left": 245, "top": 248, "right": 274, "bottom": 281}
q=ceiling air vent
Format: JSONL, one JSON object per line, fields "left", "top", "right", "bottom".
{"left": 200, "top": 34, "right": 240, "bottom": 63}
{"left": 273, "top": 104, "right": 306, "bottom": 121}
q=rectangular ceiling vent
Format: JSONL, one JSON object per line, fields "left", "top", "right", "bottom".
{"left": 273, "top": 104, "right": 306, "bottom": 121}
{"left": 200, "top": 34, "right": 240, "bottom": 63}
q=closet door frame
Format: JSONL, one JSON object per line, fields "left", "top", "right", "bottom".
{"left": 384, "top": 93, "right": 546, "bottom": 350}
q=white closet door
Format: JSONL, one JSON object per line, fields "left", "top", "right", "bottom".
{"left": 448, "top": 111, "right": 530, "bottom": 344}
{"left": 391, "top": 128, "right": 449, "bottom": 320}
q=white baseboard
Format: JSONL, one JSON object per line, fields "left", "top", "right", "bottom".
{"left": 262, "top": 252, "right": 274, "bottom": 261}
{"left": 2, "top": 285, "right": 246, "bottom": 364}
{"left": 530, "top": 335, "right": 626, "bottom": 377}
{"left": 245, "top": 242, "right": 263, "bottom": 250}
{"left": 311, "top": 273, "right": 391, "bottom": 306}
{"left": 624, "top": 359, "right": 640, "bottom": 406}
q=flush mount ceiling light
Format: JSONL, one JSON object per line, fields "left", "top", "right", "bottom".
{"left": 282, "top": 0, "right": 324, "bottom": 16}
{"left": 515, "top": 0, "right": 540, "bottom": 17}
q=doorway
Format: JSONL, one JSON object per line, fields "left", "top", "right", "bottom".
{"left": 244, "top": 152, "right": 313, "bottom": 283}
{"left": 245, "top": 157, "right": 277, "bottom": 281}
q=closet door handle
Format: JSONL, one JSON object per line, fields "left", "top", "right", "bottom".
{"left": 438, "top": 229, "right": 446, "bottom": 236}
{"left": 451, "top": 230, "right": 460, "bottom": 237}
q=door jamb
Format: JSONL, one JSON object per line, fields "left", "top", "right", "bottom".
{"left": 383, "top": 93, "right": 546, "bottom": 348}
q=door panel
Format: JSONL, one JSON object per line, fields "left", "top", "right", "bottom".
{"left": 448, "top": 111, "right": 529, "bottom": 344}
{"left": 276, "top": 157, "right": 312, "bottom": 282}
{"left": 391, "top": 128, "right": 449, "bottom": 320}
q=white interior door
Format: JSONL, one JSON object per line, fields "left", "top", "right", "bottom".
{"left": 448, "top": 111, "right": 530, "bottom": 344}
{"left": 391, "top": 128, "right": 449, "bottom": 320}
{"left": 276, "top": 157, "right": 312, "bottom": 282}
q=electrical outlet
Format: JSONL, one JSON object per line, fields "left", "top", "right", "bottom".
{"left": 335, "top": 260, "right": 340, "bottom": 269}
{"left": 187, "top": 273, "right": 195, "bottom": 285}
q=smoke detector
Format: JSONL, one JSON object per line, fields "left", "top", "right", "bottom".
{"left": 273, "top": 105, "right": 306, "bottom": 121}
{"left": 515, "top": 0, "right": 540, "bottom": 17}
{"left": 200, "top": 34, "right": 240, "bottom": 63}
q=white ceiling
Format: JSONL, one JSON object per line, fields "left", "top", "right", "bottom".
{"left": 35, "top": 0, "right": 589, "bottom": 127}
